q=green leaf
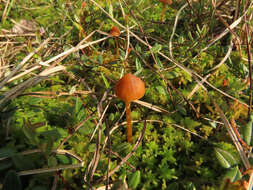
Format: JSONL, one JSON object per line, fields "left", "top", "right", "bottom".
{"left": 188, "top": 31, "right": 194, "bottom": 41}
{"left": 214, "top": 148, "right": 237, "bottom": 168}
{"left": 128, "top": 170, "right": 141, "bottom": 189}
{"left": 196, "top": 24, "right": 201, "bottom": 35}
{"left": 23, "top": 124, "right": 39, "bottom": 145}
{"left": 183, "top": 117, "right": 201, "bottom": 129}
{"left": 182, "top": 70, "right": 192, "bottom": 82}
{"left": 0, "top": 160, "right": 12, "bottom": 171}
{"left": 33, "top": 186, "right": 48, "bottom": 190}
{"left": 47, "top": 156, "right": 57, "bottom": 167}
{"left": 156, "top": 56, "right": 163, "bottom": 69}
{"left": 56, "top": 154, "right": 70, "bottom": 164}
{"left": 12, "top": 154, "right": 35, "bottom": 170}
{"left": 186, "top": 182, "right": 196, "bottom": 190}
{"left": 0, "top": 148, "right": 16, "bottom": 159}
{"left": 40, "top": 129, "right": 61, "bottom": 140}
{"left": 223, "top": 166, "right": 242, "bottom": 182}
{"left": 156, "top": 86, "right": 167, "bottom": 96}
{"left": 48, "top": 156, "right": 58, "bottom": 167}
{"left": 135, "top": 58, "right": 142, "bottom": 71}
{"left": 3, "top": 170, "right": 22, "bottom": 190}
{"left": 151, "top": 43, "right": 162, "bottom": 54}
{"left": 75, "top": 97, "right": 83, "bottom": 114}
{"left": 101, "top": 72, "right": 110, "bottom": 88}
{"left": 167, "top": 182, "right": 179, "bottom": 190}
{"left": 243, "top": 114, "right": 253, "bottom": 146}
{"left": 176, "top": 105, "right": 187, "bottom": 116}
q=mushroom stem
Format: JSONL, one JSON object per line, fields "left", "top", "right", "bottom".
{"left": 125, "top": 101, "right": 132, "bottom": 142}
{"left": 161, "top": 4, "right": 166, "bottom": 22}
{"left": 115, "top": 37, "right": 119, "bottom": 58}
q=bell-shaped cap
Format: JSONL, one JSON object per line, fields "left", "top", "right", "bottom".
{"left": 110, "top": 26, "right": 120, "bottom": 37}
{"left": 160, "top": 0, "right": 172, "bottom": 4}
{"left": 115, "top": 73, "right": 145, "bottom": 103}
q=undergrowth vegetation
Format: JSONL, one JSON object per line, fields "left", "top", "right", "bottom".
{"left": 0, "top": 0, "right": 253, "bottom": 189}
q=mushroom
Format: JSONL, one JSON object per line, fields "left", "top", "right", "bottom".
{"left": 115, "top": 73, "right": 145, "bottom": 142}
{"left": 110, "top": 26, "right": 120, "bottom": 57}
{"left": 160, "top": 0, "right": 172, "bottom": 22}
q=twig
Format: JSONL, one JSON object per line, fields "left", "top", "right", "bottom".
{"left": 18, "top": 163, "right": 84, "bottom": 176}
{"left": 90, "top": 98, "right": 111, "bottom": 141}
{"left": 211, "top": 0, "right": 241, "bottom": 55}
{"left": 0, "top": 33, "right": 37, "bottom": 37}
{"left": 188, "top": 74, "right": 210, "bottom": 99}
{"left": 169, "top": 3, "right": 188, "bottom": 59}
{"left": 212, "top": 100, "right": 251, "bottom": 169}
{"left": 0, "top": 66, "right": 65, "bottom": 105}
{"left": 105, "top": 119, "right": 111, "bottom": 190}
{"left": 2, "top": 0, "right": 10, "bottom": 20}
{"left": 57, "top": 110, "right": 96, "bottom": 149}
{"left": 88, "top": 92, "right": 110, "bottom": 182}
{"left": 38, "top": 31, "right": 108, "bottom": 66}
{"left": 96, "top": 120, "right": 147, "bottom": 184}
{"left": 7, "top": 65, "right": 41, "bottom": 83}
{"left": 0, "top": 148, "right": 84, "bottom": 176}
{"left": 0, "top": 36, "right": 52, "bottom": 89}
{"left": 244, "top": 15, "right": 252, "bottom": 117}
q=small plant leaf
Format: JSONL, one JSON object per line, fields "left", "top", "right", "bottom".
{"left": 101, "top": 72, "right": 110, "bottom": 89}
{"left": 48, "top": 156, "right": 58, "bottom": 167}
{"left": 151, "top": 43, "right": 162, "bottom": 54}
{"left": 0, "top": 148, "right": 16, "bottom": 159}
{"left": 75, "top": 97, "right": 83, "bottom": 114}
{"left": 186, "top": 182, "right": 196, "bottom": 190}
{"left": 3, "top": 170, "right": 22, "bottom": 190}
{"left": 243, "top": 114, "right": 253, "bottom": 146}
{"left": 135, "top": 58, "right": 142, "bottom": 71}
{"left": 156, "top": 86, "right": 167, "bottom": 95}
{"left": 214, "top": 148, "right": 237, "bottom": 168}
{"left": 223, "top": 166, "right": 242, "bottom": 182}
{"left": 128, "top": 170, "right": 141, "bottom": 189}
{"left": 56, "top": 154, "right": 70, "bottom": 164}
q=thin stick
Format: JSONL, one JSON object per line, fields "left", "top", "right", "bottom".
{"left": 2, "top": 0, "right": 9, "bottom": 20}
{"left": 244, "top": 15, "right": 252, "bottom": 117}
{"left": 213, "top": 100, "right": 251, "bottom": 169}
{"left": 0, "top": 36, "right": 52, "bottom": 89}
{"left": 96, "top": 120, "right": 146, "bottom": 184}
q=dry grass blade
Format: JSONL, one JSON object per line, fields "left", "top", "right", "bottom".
{"left": 98, "top": 120, "right": 146, "bottom": 183}
{"left": 18, "top": 163, "right": 84, "bottom": 176}
{"left": 2, "top": 0, "right": 10, "bottom": 20}
{"left": 212, "top": 100, "right": 250, "bottom": 169}
{"left": 0, "top": 36, "right": 52, "bottom": 89}
{"left": 169, "top": 3, "right": 188, "bottom": 59}
{"left": 187, "top": 74, "right": 210, "bottom": 99}
{"left": 7, "top": 65, "right": 41, "bottom": 83}
{"left": 87, "top": 92, "right": 110, "bottom": 182}
{"left": 0, "top": 148, "right": 84, "bottom": 176}
{"left": 134, "top": 99, "right": 172, "bottom": 114}
{"left": 197, "top": 1, "right": 253, "bottom": 55}
{"left": 38, "top": 32, "right": 108, "bottom": 67}
{"left": 0, "top": 65, "right": 65, "bottom": 105}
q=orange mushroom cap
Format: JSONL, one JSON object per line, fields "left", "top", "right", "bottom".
{"left": 115, "top": 73, "right": 145, "bottom": 103}
{"left": 110, "top": 26, "right": 121, "bottom": 37}
{"left": 160, "top": 0, "right": 172, "bottom": 4}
